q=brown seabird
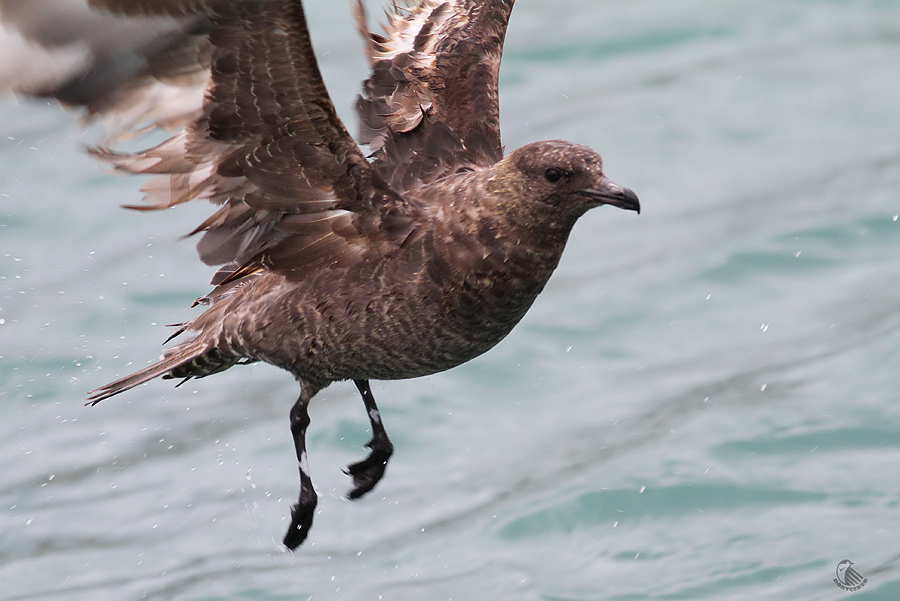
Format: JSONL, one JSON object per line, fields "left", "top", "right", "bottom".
{"left": 1, "top": 0, "right": 639, "bottom": 549}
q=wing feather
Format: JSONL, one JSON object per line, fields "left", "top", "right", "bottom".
{"left": 2, "top": 0, "right": 421, "bottom": 284}
{"left": 355, "top": 0, "right": 515, "bottom": 191}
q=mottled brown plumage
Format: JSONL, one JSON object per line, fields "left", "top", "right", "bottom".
{"left": 1, "top": 0, "right": 639, "bottom": 549}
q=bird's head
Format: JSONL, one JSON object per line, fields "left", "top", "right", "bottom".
{"left": 486, "top": 139, "right": 639, "bottom": 232}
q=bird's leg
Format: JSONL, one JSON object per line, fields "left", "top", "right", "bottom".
{"left": 345, "top": 379, "right": 394, "bottom": 500}
{"left": 283, "top": 384, "right": 318, "bottom": 550}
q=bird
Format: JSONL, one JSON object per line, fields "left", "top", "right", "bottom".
{"left": 0, "top": 0, "right": 639, "bottom": 549}
{"left": 836, "top": 560, "right": 864, "bottom": 587}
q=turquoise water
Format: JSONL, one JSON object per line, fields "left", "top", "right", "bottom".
{"left": 2, "top": 0, "right": 900, "bottom": 599}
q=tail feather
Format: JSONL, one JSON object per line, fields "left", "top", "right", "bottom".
{"left": 86, "top": 342, "right": 211, "bottom": 405}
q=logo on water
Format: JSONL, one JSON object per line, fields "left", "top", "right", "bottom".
{"left": 834, "top": 559, "right": 868, "bottom": 592}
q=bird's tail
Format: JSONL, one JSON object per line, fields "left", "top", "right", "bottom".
{"left": 85, "top": 339, "right": 225, "bottom": 405}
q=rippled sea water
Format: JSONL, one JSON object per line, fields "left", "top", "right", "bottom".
{"left": 3, "top": 1, "right": 900, "bottom": 599}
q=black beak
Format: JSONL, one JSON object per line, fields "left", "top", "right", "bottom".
{"left": 577, "top": 179, "right": 640, "bottom": 214}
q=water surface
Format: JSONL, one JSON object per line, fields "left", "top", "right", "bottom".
{"left": 2, "top": 0, "right": 900, "bottom": 599}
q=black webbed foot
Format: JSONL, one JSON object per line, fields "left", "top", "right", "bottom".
{"left": 283, "top": 494, "right": 318, "bottom": 550}
{"left": 344, "top": 434, "right": 393, "bottom": 499}
{"left": 345, "top": 379, "right": 394, "bottom": 500}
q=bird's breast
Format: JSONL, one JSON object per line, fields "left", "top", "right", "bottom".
{"left": 230, "top": 222, "right": 566, "bottom": 384}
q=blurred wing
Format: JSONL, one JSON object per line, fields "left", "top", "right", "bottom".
{"left": 0, "top": 0, "right": 210, "bottom": 133}
{"left": 1, "top": 0, "right": 419, "bottom": 283}
{"left": 355, "top": 0, "right": 515, "bottom": 191}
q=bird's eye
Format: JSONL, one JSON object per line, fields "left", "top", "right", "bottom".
{"left": 544, "top": 168, "right": 563, "bottom": 183}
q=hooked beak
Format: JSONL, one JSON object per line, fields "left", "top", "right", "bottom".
{"left": 577, "top": 178, "right": 640, "bottom": 214}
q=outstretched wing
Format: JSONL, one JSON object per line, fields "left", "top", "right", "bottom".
{"left": 1, "top": 0, "right": 420, "bottom": 283}
{"left": 0, "top": 0, "right": 210, "bottom": 131}
{"left": 355, "top": 0, "right": 515, "bottom": 192}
